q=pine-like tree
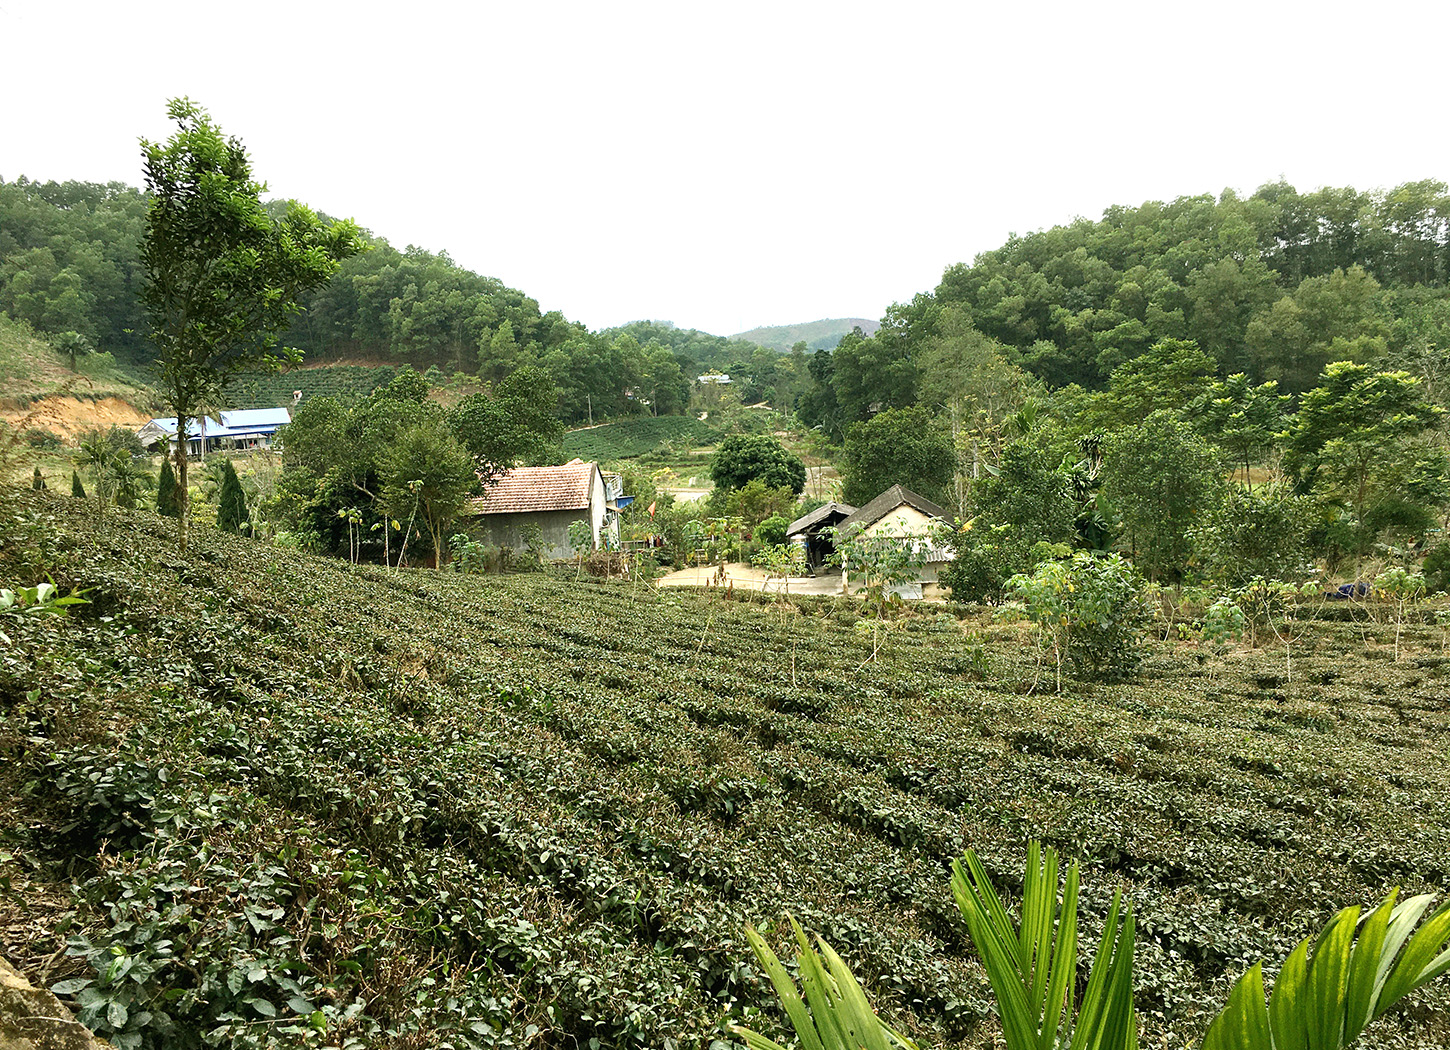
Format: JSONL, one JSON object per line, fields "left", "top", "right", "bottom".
{"left": 32, "top": 466, "right": 46, "bottom": 491}
{"left": 216, "top": 460, "right": 249, "bottom": 533}
{"left": 71, "top": 471, "right": 86, "bottom": 498}
{"left": 157, "top": 457, "right": 180, "bottom": 518}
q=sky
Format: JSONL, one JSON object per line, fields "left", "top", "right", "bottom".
{"left": 4, "top": 1, "right": 1448, "bottom": 338}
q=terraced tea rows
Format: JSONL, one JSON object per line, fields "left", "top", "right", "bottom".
{"left": 229, "top": 365, "right": 404, "bottom": 410}
{"left": 562, "top": 417, "right": 720, "bottom": 462}
{"left": 1, "top": 494, "right": 1447, "bottom": 1049}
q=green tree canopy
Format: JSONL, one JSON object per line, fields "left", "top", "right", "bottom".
{"left": 1103, "top": 410, "right": 1225, "bottom": 583}
{"left": 140, "top": 97, "right": 364, "bottom": 550}
{"left": 452, "top": 365, "right": 564, "bottom": 483}
{"left": 841, "top": 407, "right": 956, "bottom": 509}
{"left": 1101, "top": 339, "right": 1215, "bottom": 426}
{"left": 709, "top": 434, "right": 806, "bottom": 495}
{"left": 1284, "top": 361, "right": 1444, "bottom": 555}
{"left": 379, "top": 418, "right": 477, "bottom": 567}
{"left": 1190, "top": 373, "right": 1291, "bottom": 490}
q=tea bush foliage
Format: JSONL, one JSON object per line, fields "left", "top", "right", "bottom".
{"left": 0, "top": 492, "right": 1447, "bottom": 1049}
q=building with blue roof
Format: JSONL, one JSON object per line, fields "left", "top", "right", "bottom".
{"left": 138, "top": 408, "right": 292, "bottom": 456}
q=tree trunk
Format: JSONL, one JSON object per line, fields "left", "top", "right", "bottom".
{"left": 174, "top": 437, "right": 190, "bottom": 552}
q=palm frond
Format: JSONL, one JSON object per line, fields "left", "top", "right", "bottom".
{"left": 734, "top": 918, "right": 921, "bottom": 1050}
{"left": 1202, "top": 889, "right": 1450, "bottom": 1050}
{"left": 950, "top": 842, "right": 1138, "bottom": 1050}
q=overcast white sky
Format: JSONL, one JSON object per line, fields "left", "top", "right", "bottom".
{"left": 4, "top": 1, "right": 1447, "bottom": 337}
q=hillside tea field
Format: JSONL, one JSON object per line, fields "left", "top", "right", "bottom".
{"left": 1, "top": 492, "right": 1448, "bottom": 1050}
{"left": 562, "top": 417, "right": 721, "bottom": 463}
{"left": 228, "top": 365, "right": 407, "bottom": 410}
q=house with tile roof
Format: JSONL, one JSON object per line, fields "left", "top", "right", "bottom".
{"left": 466, "top": 460, "right": 620, "bottom": 560}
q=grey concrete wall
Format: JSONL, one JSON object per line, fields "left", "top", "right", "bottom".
{"left": 470, "top": 510, "right": 586, "bottom": 560}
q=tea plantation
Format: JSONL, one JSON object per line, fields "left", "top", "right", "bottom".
{"left": 228, "top": 365, "right": 406, "bottom": 410}
{"left": 1, "top": 493, "right": 1448, "bottom": 1049}
{"left": 562, "top": 417, "right": 721, "bottom": 462}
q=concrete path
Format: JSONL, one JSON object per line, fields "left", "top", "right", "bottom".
{"left": 657, "top": 562, "right": 843, "bottom": 595}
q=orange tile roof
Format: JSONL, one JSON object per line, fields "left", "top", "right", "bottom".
{"left": 469, "top": 462, "right": 597, "bottom": 516}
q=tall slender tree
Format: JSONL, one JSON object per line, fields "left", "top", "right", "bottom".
{"left": 140, "top": 97, "right": 363, "bottom": 551}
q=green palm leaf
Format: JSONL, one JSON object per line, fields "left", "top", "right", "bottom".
{"left": 734, "top": 918, "right": 921, "bottom": 1050}
{"left": 1203, "top": 889, "right": 1450, "bottom": 1050}
{"left": 950, "top": 842, "right": 1138, "bottom": 1050}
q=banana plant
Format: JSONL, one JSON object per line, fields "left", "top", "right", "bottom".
{"left": 1203, "top": 888, "right": 1450, "bottom": 1049}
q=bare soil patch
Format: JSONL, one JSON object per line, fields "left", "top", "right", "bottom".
{"left": 0, "top": 396, "right": 150, "bottom": 441}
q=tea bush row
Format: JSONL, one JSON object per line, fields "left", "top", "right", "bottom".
{"left": 1, "top": 494, "right": 1446, "bottom": 1048}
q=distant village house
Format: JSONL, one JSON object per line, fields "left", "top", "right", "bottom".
{"left": 137, "top": 408, "right": 292, "bottom": 456}
{"left": 466, "top": 460, "right": 626, "bottom": 560}
{"left": 837, "top": 485, "right": 952, "bottom": 600}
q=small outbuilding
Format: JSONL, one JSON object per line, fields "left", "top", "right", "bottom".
{"left": 785, "top": 501, "right": 856, "bottom": 572}
{"left": 466, "top": 460, "right": 620, "bottom": 560}
{"left": 836, "top": 484, "right": 953, "bottom": 599}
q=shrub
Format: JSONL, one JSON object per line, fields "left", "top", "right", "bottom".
{"left": 157, "top": 458, "right": 180, "bottom": 518}
{"left": 1423, "top": 540, "right": 1450, "bottom": 594}
{"left": 1193, "top": 486, "right": 1314, "bottom": 586}
{"left": 1008, "top": 551, "right": 1150, "bottom": 685}
{"left": 1200, "top": 597, "right": 1247, "bottom": 652}
{"left": 448, "top": 533, "right": 490, "bottom": 574}
{"left": 942, "top": 524, "right": 1071, "bottom": 605}
{"left": 23, "top": 428, "right": 63, "bottom": 449}
{"left": 756, "top": 515, "right": 790, "bottom": 547}
{"left": 216, "top": 461, "right": 249, "bottom": 533}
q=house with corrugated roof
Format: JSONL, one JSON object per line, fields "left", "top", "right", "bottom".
{"left": 836, "top": 484, "right": 952, "bottom": 599}
{"left": 138, "top": 408, "right": 292, "bottom": 456}
{"left": 466, "top": 460, "right": 621, "bottom": 560}
{"left": 219, "top": 408, "right": 292, "bottom": 450}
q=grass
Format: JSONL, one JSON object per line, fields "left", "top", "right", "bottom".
{"left": 0, "top": 490, "right": 1447, "bottom": 1049}
{"left": 0, "top": 315, "right": 155, "bottom": 406}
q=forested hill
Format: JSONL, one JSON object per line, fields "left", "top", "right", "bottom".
{"left": 0, "top": 177, "right": 783, "bottom": 423}
{"left": 730, "top": 318, "right": 881, "bottom": 351}
{"left": 927, "top": 180, "right": 1450, "bottom": 393}
{"left": 6, "top": 175, "right": 1449, "bottom": 425}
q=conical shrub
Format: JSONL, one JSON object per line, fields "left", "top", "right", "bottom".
{"left": 216, "top": 460, "right": 249, "bottom": 533}
{"left": 157, "top": 457, "right": 180, "bottom": 518}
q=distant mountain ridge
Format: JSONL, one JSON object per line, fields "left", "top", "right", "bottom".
{"left": 729, "top": 318, "right": 880, "bottom": 352}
